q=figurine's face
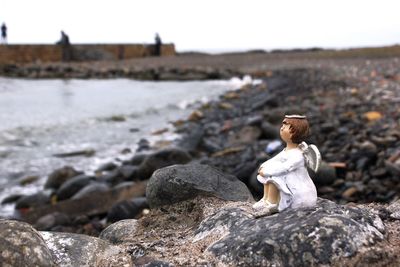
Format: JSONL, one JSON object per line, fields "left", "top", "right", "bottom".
{"left": 280, "top": 121, "right": 293, "bottom": 143}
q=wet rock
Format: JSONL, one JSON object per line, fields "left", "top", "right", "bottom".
{"left": 96, "top": 162, "right": 118, "bottom": 172}
{"left": 248, "top": 168, "right": 264, "bottom": 195}
{"left": 40, "top": 231, "right": 132, "bottom": 267}
{"left": 99, "top": 219, "right": 139, "bottom": 244}
{"left": 228, "top": 126, "right": 262, "bottom": 146}
{"left": 260, "top": 121, "right": 280, "bottom": 139}
{"left": 44, "top": 166, "right": 83, "bottom": 190}
{"left": 137, "top": 147, "right": 192, "bottom": 179}
{"left": 385, "top": 159, "right": 400, "bottom": 177}
{"left": 1, "top": 194, "right": 23, "bottom": 205}
{"left": 146, "top": 163, "right": 254, "bottom": 208}
{"left": 137, "top": 138, "right": 151, "bottom": 152}
{"left": 233, "top": 161, "right": 258, "bottom": 182}
{"left": 113, "top": 181, "right": 136, "bottom": 190}
{"left": 19, "top": 182, "right": 147, "bottom": 225}
{"left": 34, "top": 212, "right": 71, "bottom": 231}
{"left": 107, "top": 197, "right": 149, "bottom": 223}
{"left": 205, "top": 199, "right": 386, "bottom": 266}
{"left": 18, "top": 175, "right": 40, "bottom": 185}
{"left": 0, "top": 219, "right": 55, "bottom": 266}
{"left": 127, "top": 153, "right": 148, "bottom": 166}
{"left": 15, "top": 191, "right": 51, "bottom": 209}
{"left": 119, "top": 165, "right": 139, "bottom": 180}
{"left": 56, "top": 174, "right": 94, "bottom": 201}
{"left": 311, "top": 161, "right": 337, "bottom": 186}
{"left": 53, "top": 148, "right": 95, "bottom": 158}
{"left": 99, "top": 169, "right": 122, "bottom": 184}
{"left": 176, "top": 125, "right": 204, "bottom": 152}
{"left": 71, "top": 182, "right": 110, "bottom": 200}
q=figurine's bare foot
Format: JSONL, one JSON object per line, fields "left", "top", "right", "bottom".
{"left": 253, "top": 203, "right": 278, "bottom": 218}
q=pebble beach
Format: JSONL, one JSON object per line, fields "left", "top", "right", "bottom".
{"left": 1, "top": 48, "right": 400, "bottom": 266}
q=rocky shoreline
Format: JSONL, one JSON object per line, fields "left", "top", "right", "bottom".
{"left": 1, "top": 55, "right": 400, "bottom": 266}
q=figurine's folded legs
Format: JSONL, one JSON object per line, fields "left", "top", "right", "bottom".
{"left": 252, "top": 182, "right": 280, "bottom": 212}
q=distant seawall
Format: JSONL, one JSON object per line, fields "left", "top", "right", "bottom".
{"left": 0, "top": 44, "right": 175, "bottom": 64}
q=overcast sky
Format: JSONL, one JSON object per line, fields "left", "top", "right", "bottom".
{"left": 1, "top": 0, "right": 399, "bottom": 53}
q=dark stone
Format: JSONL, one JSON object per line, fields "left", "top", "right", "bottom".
{"left": 128, "top": 153, "right": 148, "bottom": 166}
{"left": 177, "top": 125, "right": 204, "bottom": 152}
{"left": 137, "top": 138, "right": 151, "bottom": 152}
{"left": 34, "top": 212, "right": 71, "bottom": 231}
{"left": 311, "top": 161, "right": 337, "bottom": 186}
{"left": 56, "top": 174, "right": 94, "bottom": 201}
{"left": 1, "top": 194, "right": 23, "bottom": 205}
{"left": 71, "top": 182, "right": 109, "bottom": 200}
{"left": 96, "top": 162, "right": 118, "bottom": 172}
{"left": 200, "top": 138, "right": 222, "bottom": 153}
{"left": 233, "top": 161, "right": 258, "bottom": 182}
{"left": 137, "top": 147, "right": 192, "bottom": 180}
{"left": 248, "top": 168, "right": 264, "bottom": 196}
{"left": 146, "top": 164, "right": 254, "bottom": 208}
{"left": 119, "top": 165, "right": 139, "bottom": 180}
{"left": 107, "top": 197, "right": 149, "bottom": 223}
{"left": 113, "top": 181, "right": 136, "bottom": 190}
{"left": 15, "top": 192, "right": 51, "bottom": 209}
{"left": 44, "top": 166, "right": 83, "bottom": 190}
{"left": 260, "top": 121, "right": 280, "bottom": 139}
{"left": 98, "top": 169, "right": 122, "bottom": 184}
{"left": 0, "top": 219, "right": 55, "bottom": 266}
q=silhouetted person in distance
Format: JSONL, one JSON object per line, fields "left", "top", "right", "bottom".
{"left": 1, "top": 23, "right": 7, "bottom": 44}
{"left": 154, "top": 33, "right": 162, "bottom": 56}
{"left": 56, "top": 30, "right": 70, "bottom": 45}
{"left": 56, "top": 30, "right": 72, "bottom": 61}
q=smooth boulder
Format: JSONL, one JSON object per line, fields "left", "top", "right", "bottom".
{"left": 146, "top": 163, "right": 254, "bottom": 208}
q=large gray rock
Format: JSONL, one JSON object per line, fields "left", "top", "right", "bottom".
{"left": 99, "top": 219, "right": 139, "bottom": 244}
{"left": 146, "top": 164, "right": 254, "bottom": 208}
{"left": 0, "top": 219, "right": 55, "bottom": 267}
{"left": 40, "top": 231, "right": 132, "bottom": 267}
{"left": 203, "top": 198, "right": 386, "bottom": 266}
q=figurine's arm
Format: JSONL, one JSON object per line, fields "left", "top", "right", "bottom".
{"left": 259, "top": 152, "right": 304, "bottom": 177}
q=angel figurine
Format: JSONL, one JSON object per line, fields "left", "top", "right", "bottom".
{"left": 253, "top": 115, "right": 321, "bottom": 216}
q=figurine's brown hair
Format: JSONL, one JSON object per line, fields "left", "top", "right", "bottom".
{"left": 283, "top": 117, "right": 310, "bottom": 144}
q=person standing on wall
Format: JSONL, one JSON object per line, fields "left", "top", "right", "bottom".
{"left": 56, "top": 30, "right": 72, "bottom": 61}
{"left": 1, "top": 23, "right": 7, "bottom": 44}
{"left": 154, "top": 33, "right": 162, "bottom": 56}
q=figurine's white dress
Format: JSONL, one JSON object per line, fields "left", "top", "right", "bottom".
{"left": 257, "top": 148, "right": 317, "bottom": 211}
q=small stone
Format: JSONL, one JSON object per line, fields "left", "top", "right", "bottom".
{"left": 364, "top": 111, "right": 383, "bottom": 121}
{"left": 342, "top": 186, "right": 358, "bottom": 199}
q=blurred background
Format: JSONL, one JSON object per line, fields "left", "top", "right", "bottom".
{"left": 0, "top": 0, "right": 399, "bottom": 235}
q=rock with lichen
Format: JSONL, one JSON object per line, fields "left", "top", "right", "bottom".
{"left": 0, "top": 219, "right": 55, "bottom": 267}
{"left": 40, "top": 231, "right": 132, "bottom": 267}
{"left": 205, "top": 198, "right": 387, "bottom": 266}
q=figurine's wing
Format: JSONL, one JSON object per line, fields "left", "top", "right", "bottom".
{"left": 299, "top": 142, "right": 322, "bottom": 173}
